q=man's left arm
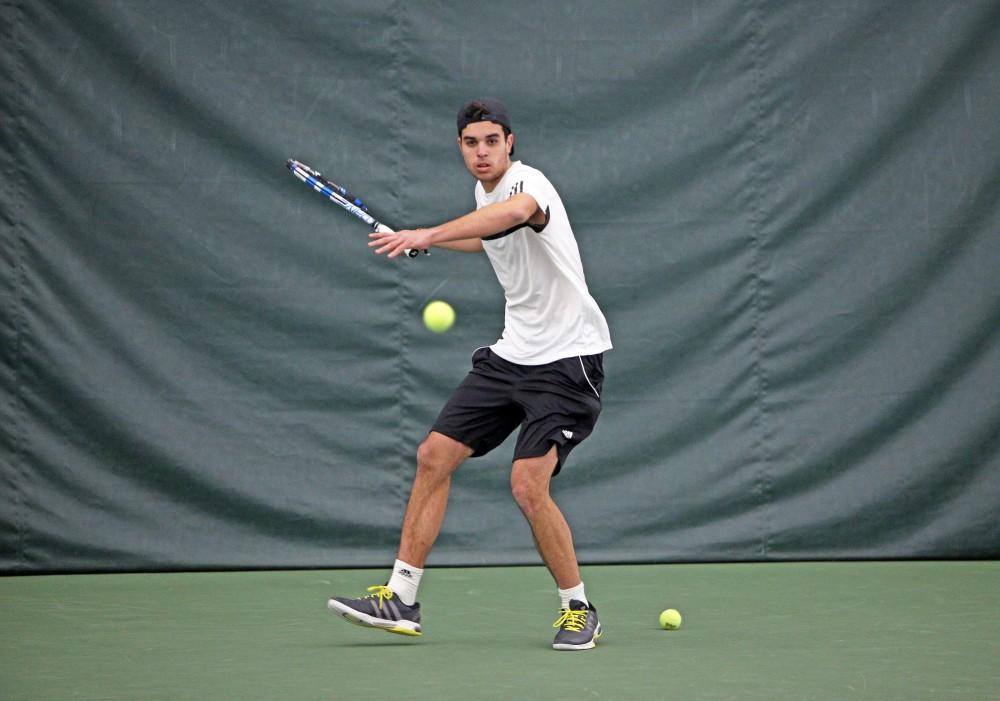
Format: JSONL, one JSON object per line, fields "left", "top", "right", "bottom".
{"left": 369, "top": 193, "right": 542, "bottom": 258}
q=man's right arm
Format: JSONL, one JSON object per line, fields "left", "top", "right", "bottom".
{"left": 434, "top": 238, "right": 484, "bottom": 253}
{"left": 369, "top": 193, "right": 539, "bottom": 258}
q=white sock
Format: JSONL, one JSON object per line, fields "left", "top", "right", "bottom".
{"left": 558, "top": 582, "right": 588, "bottom": 609}
{"left": 387, "top": 559, "right": 423, "bottom": 606}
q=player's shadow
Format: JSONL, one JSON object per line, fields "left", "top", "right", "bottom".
{"left": 322, "top": 639, "right": 435, "bottom": 648}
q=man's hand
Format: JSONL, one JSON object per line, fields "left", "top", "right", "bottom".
{"left": 368, "top": 228, "right": 435, "bottom": 258}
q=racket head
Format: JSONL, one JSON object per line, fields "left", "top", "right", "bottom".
{"left": 286, "top": 159, "right": 427, "bottom": 257}
{"left": 288, "top": 159, "right": 377, "bottom": 226}
{"left": 287, "top": 159, "right": 369, "bottom": 212}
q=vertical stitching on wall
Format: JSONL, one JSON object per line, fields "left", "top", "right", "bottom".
{"left": 2, "top": 0, "right": 29, "bottom": 570}
{"left": 745, "top": 0, "right": 776, "bottom": 559}
{"left": 390, "top": 0, "right": 413, "bottom": 521}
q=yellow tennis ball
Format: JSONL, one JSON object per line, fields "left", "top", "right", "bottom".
{"left": 423, "top": 300, "right": 455, "bottom": 333}
{"left": 659, "top": 608, "right": 682, "bottom": 630}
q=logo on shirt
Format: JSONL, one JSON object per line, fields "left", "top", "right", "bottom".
{"left": 508, "top": 181, "right": 524, "bottom": 198}
{"left": 562, "top": 430, "right": 574, "bottom": 440}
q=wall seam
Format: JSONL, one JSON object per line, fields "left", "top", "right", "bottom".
{"left": 1, "top": 0, "right": 30, "bottom": 570}
{"left": 744, "top": 0, "right": 776, "bottom": 560}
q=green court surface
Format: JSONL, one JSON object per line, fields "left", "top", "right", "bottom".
{"left": 1, "top": 562, "right": 997, "bottom": 700}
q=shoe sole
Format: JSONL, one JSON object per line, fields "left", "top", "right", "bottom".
{"left": 552, "top": 624, "right": 602, "bottom": 651}
{"left": 326, "top": 599, "right": 422, "bottom": 637}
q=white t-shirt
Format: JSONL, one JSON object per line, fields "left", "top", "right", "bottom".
{"left": 475, "top": 161, "right": 612, "bottom": 365}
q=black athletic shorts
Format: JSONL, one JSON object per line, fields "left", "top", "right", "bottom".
{"left": 431, "top": 347, "right": 604, "bottom": 475}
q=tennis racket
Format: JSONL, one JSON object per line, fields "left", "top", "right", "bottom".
{"left": 286, "top": 158, "right": 428, "bottom": 257}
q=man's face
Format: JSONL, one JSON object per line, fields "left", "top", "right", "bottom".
{"left": 458, "top": 120, "right": 514, "bottom": 189}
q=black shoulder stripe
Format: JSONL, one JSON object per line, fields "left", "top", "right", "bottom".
{"left": 483, "top": 206, "right": 550, "bottom": 241}
{"left": 528, "top": 206, "right": 550, "bottom": 233}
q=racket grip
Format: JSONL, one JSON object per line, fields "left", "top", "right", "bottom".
{"left": 373, "top": 223, "right": 429, "bottom": 257}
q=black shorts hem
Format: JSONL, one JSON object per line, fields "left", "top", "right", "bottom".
{"left": 427, "top": 426, "right": 478, "bottom": 455}
{"left": 512, "top": 433, "right": 575, "bottom": 476}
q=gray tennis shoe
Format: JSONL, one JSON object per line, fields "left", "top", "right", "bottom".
{"left": 327, "top": 585, "right": 422, "bottom": 636}
{"left": 552, "top": 599, "right": 602, "bottom": 650}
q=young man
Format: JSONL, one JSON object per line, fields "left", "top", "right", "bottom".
{"left": 327, "top": 98, "right": 612, "bottom": 651}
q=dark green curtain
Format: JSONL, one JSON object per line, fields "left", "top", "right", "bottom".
{"left": 2, "top": 1, "right": 998, "bottom": 572}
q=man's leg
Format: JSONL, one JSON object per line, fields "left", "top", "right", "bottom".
{"left": 509, "top": 445, "right": 580, "bottom": 588}
{"left": 326, "top": 431, "right": 471, "bottom": 636}
{"left": 398, "top": 431, "right": 474, "bottom": 567}
{"left": 510, "top": 445, "right": 601, "bottom": 650}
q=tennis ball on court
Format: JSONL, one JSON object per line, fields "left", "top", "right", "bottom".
{"left": 659, "top": 608, "right": 682, "bottom": 630}
{"left": 423, "top": 300, "right": 455, "bottom": 333}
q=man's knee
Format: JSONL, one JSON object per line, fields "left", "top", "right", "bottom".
{"left": 510, "top": 449, "right": 558, "bottom": 512}
{"left": 510, "top": 477, "right": 543, "bottom": 513}
{"left": 416, "top": 432, "right": 470, "bottom": 478}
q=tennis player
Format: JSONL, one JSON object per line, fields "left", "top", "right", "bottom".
{"left": 327, "top": 98, "right": 612, "bottom": 651}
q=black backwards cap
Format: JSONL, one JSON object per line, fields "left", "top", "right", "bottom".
{"left": 457, "top": 98, "right": 512, "bottom": 134}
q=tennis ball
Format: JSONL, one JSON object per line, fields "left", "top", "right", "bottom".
{"left": 423, "top": 300, "right": 455, "bottom": 333}
{"left": 659, "top": 608, "right": 682, "bottom": 630}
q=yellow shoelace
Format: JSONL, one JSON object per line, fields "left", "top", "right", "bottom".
{"left": 553, "top": 607, "right": 588, "bottom": 632}
{"left": 363, "top": 585, "right": 395, "bottom": 610}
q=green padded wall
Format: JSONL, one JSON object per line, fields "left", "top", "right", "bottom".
{"left": 2, "top": 1, "right": 998, "bottom": 571}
